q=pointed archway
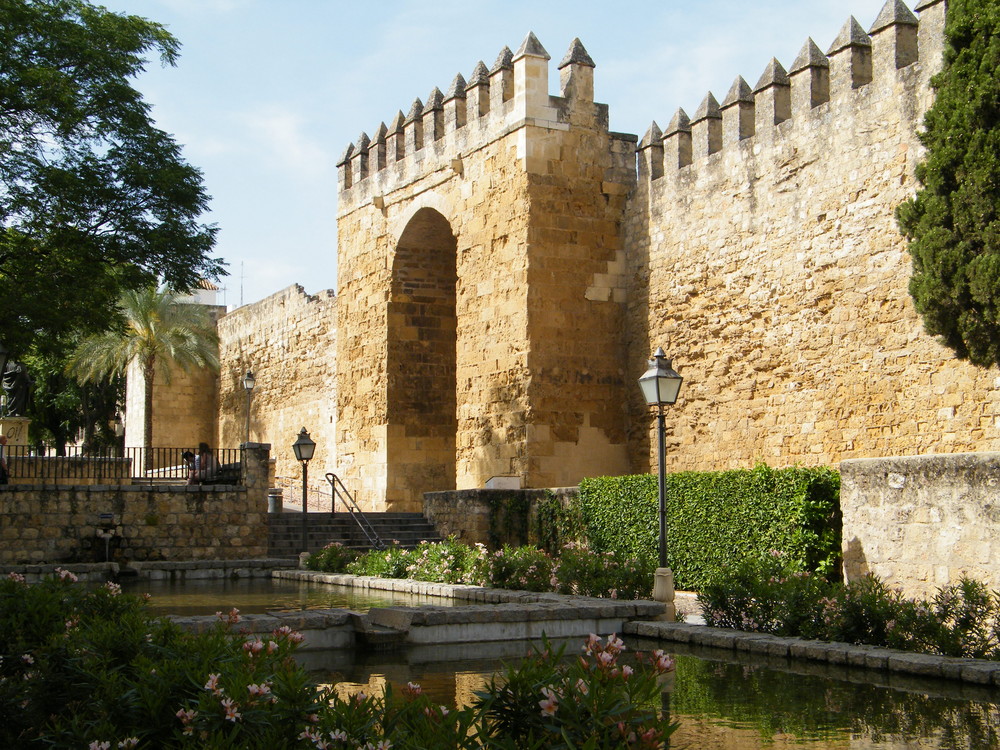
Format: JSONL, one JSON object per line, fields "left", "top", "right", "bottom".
{"left": 386, "top": 207, "right": 458, "bottom": 510}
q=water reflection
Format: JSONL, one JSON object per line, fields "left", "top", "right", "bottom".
{"left": 119, "top": 577, "right": 466, "bottom": 615}
{"left": 301, "top": 637, "right": 1000, "bottom": 749}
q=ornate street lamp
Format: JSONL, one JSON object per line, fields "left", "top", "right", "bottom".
{"left": 292, "top": 427, "right": 316, "bottom": 553}
{"left": 242, "top": 370, "right": 256, "bottom": 445}
{"left": 638, "top": 347, "right": 683, "bottom": 620}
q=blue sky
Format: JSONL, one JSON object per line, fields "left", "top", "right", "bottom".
{"left": 101, "top": 0, "right": 892, "bottom": 308}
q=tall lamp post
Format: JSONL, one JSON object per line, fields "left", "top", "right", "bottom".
{"left": 638, "top": 347, "right": 683, "bottom": 621}
{"left": 291, "top": 427, "right": 316, "bottom": 554}
{"left": 0, "top": 341, "right": 9, "bottom": 416}
{"left": 242, "top": 370, "right": 256, "bottom": 445}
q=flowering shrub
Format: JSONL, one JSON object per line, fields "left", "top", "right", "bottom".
{"left": 347, "top": 542, "right": 413, "bottom": 578}
{"left": 551, "top": 543, "right": 654, "bottom": 600}
{"left": 0, "top": 573, "right": 679, "bottom": 748}
{"left": 321, "top": 538, "right": 656, "bottom": 600}
{"left": 476, "top": 633, "right": 677, "bottom": 748}
{"left": 698, "top": 555, "right": 1000, "bottom": 659}
{"left": 305, "top": 542, "right": 360, "bottom": 574}
{"left": 470, "top": 545, "right": 555, "bottom": 592}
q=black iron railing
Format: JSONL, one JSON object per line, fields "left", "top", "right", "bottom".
{"left": 0, "top": 446, "right": 243, "bottom": 485}
{"left": 326, "top": 473, "right": 386, "bottom": 550}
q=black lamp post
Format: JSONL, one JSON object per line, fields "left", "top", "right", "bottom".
{"left": 638, "top": 347, "right": 683, "bottom": 618}
{"left": 0, "top": 341, "right": 9, "bottom": 416}
{"left": 242, "top": 370, "right": 256, "bottom": 445}
{"left": 291, "top": 427, "right": 316, "bottom": 553}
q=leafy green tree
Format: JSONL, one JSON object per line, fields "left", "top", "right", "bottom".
{"left": 0, "top": 0, "right": 223, "bottom": 357}
{"left": 68, "top": 286, "right": 219, "bottom": 452}
{"left": 897, "top": 0, "right": 1000, "bottom": 366}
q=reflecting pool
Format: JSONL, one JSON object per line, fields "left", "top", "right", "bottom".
{"left": 119, "top": 577, "right": 466, "bottom": 615}
{"left": 301, "top": 637, "right": 1000, "bottom": 749}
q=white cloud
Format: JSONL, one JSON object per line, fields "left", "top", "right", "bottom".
{"left": 242, "top": 106, "right": 333, "bottom": 182}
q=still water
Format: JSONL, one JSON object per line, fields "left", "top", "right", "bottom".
{"left": 119, "top": 580, "right": 1000, "bottom": 748}
{"left": 304, "top": 637, "right": 1000, "bottom": 750}
{"left": 119, "top": 577, "right": 466, "bottom": 615}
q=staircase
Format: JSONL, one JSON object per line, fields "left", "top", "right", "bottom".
{"left": 267, "top": 512, "right": 442, "bottom": 558}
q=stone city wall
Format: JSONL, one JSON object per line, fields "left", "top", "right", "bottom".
{"left": 217, "top": 285, "right": 337, "bottom": 510}
{"left": 0, "top": 444, "right": 272, "bottom": 564}
{"left": 622, "top": 1, "right": 996, "bottom": 474}
{"left": 840, "top": 453, "right": 1000, "bottom": 600}
{"left": 0, "top": 484, "right": 267, "bottom": 564}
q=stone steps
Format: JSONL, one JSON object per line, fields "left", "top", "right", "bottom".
{"left": 267, "top": 512, "right": 442, "bottom": 557}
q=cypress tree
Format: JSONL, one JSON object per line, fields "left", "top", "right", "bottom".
{"left": 897, "top": 0, "right": 1000, "bottom": 366}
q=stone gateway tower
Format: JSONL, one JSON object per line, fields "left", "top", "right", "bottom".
{"left": 336, "top": 34, "right": 636, "bottom": 511}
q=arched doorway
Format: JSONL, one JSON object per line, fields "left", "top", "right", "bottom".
{"left": 387, "top": 208, "right": 458, "bottom": 510}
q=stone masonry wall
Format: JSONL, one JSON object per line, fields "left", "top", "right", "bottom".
{"left": 217, "top": 285, "right": 337, "bottom": 510}
{"left": 840, "top": 453, "right": 1000, "bottom": 600}
{"left": 622, "top": 1, "right": 995, "bottom": 474}
{"left": 0, "top": 444, "right": 271, "bottom": 564}
{"left": 0, "top": 484, "right": 267, "bottom": 564}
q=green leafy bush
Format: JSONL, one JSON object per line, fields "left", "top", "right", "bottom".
{"left": 304, "top": 542, "right": 360, "bottom": 573}
{"left": 0, "top": 572, "right": 678, "bottom": 748}
{"left": 577, "top": 465, "right": 841, "bottom": 590}
{"left": 471, "top": 545, "right": 556, "bottom": 592}
{"left": 552, "top": 544, "right": 654, "bottom": 601}
{"left": 698, "top": 559, "right": 1000, "bottom": 659}
{"left": 347, "top": 543, "right": 413, "bottom": 578}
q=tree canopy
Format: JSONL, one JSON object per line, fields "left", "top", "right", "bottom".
{"left": 897, "top": 0, "right": 1000, "bottom": 367}
{"left": 68, "top": 285, "right": 219, "bottom": 451}
{"left": 0, "top": 0, "right": 223, "bottom": 357}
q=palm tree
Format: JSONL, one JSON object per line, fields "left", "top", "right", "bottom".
{"left": 69, "top": 286, "right": 219, "bottom": 455}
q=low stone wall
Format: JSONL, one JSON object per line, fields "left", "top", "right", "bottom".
{"left": 840, "top": 452, "right": 1000, "bottom": 600}
{"left": 423, "top": 487, "right": 579, "bottom": 546}
{"left": 0, "top": 484, "right": 269, "bottom": 564}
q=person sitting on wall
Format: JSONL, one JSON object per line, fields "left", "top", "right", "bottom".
{"left": 187, "top": 442, "right": 217, "bottom": 485}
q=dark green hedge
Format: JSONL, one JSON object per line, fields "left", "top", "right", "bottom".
{"left": 577, "top": 465, "right": 841, "bottom": 591}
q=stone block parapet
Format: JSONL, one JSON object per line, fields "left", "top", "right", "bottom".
{"left": 637, "top": 1, "right": 940, "bottom": 183}
{"left": 337, "top": 32, "right": 614, "bottom": 213}
{"left": 840, "top": 452, "right": 1000, "bottom": 600}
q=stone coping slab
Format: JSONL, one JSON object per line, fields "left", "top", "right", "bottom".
{"left": 0, "top": 559, "right": 296, "bottom": 583}
{"left": 624, "top": 620, "right": 1000, "bottom": 689}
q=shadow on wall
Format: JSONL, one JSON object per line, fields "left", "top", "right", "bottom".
{"left": 843, "top": 536, "right": 870, "bottom": 582}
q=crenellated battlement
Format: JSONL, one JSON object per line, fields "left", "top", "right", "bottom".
{"left": 637, "top": 0, "right": 945, "bottom": 182}
{"left": 337, "top": 31, "right": 607, "bottom": 209}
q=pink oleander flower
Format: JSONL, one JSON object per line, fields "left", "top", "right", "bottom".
{"left": 104, "top": 581, "right": 121, "bottom": 596}
{"left": 267, "top": 640, "right": 278, "bottom": 653}
{"left": 7, "top": 571, "right": 25, "bottom": 583}
{"left": 117, "top": 738, "right": 139, "bottom": 749}
{"left": 574, "top": 677, "right": 589, "bottom": 695}
{"left": 203, "top": 673, "right": 222, "bottom": 694}
{"left": 243, "top": 639, "right": 265, "bottom": 656}
{"left": 329, "top": 730, "right": 348, "bottom": 741}
{"left": 247, "top": 682, "right": 272, "bottom": 697}
{"left": 21, "top": 653, "right": 33, "bottom": 665}
{"left": 622, "top": 665, "right": 634, "bottom": 679}
{"left": 88, "top": 742, "right": 110, "bottom": 750}
{"left": 539, "top": 685, "right": 560, "bottom": 716}
{"left": 221, "top": 697, "right": 241, "bottom": 722}
{"left": 404, "top": 681, "right": 422, "bottom": 696}
{"left": 274, "top": 625, "right": 293, "bottom": 637}
{"left": 55, "top": 567, "right": 78, "bottom": 583}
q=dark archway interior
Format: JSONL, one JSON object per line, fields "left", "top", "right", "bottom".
{"left": 387, "top": 208, "right": 458, "bottom": 508}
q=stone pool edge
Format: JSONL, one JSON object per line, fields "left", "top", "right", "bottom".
{"left": 6, "top": 562, "right": 999, "bottom": 688}
{"left": 624, "top": 620, "right": 1000, "bottom": 689}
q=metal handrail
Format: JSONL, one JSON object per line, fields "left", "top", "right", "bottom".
{"left": 325, "top": 473, "right": 386, "bottom": 550}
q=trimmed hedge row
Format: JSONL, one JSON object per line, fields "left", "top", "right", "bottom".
{"left": 574, "top": 464, "right": 841, "bottom": 591}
